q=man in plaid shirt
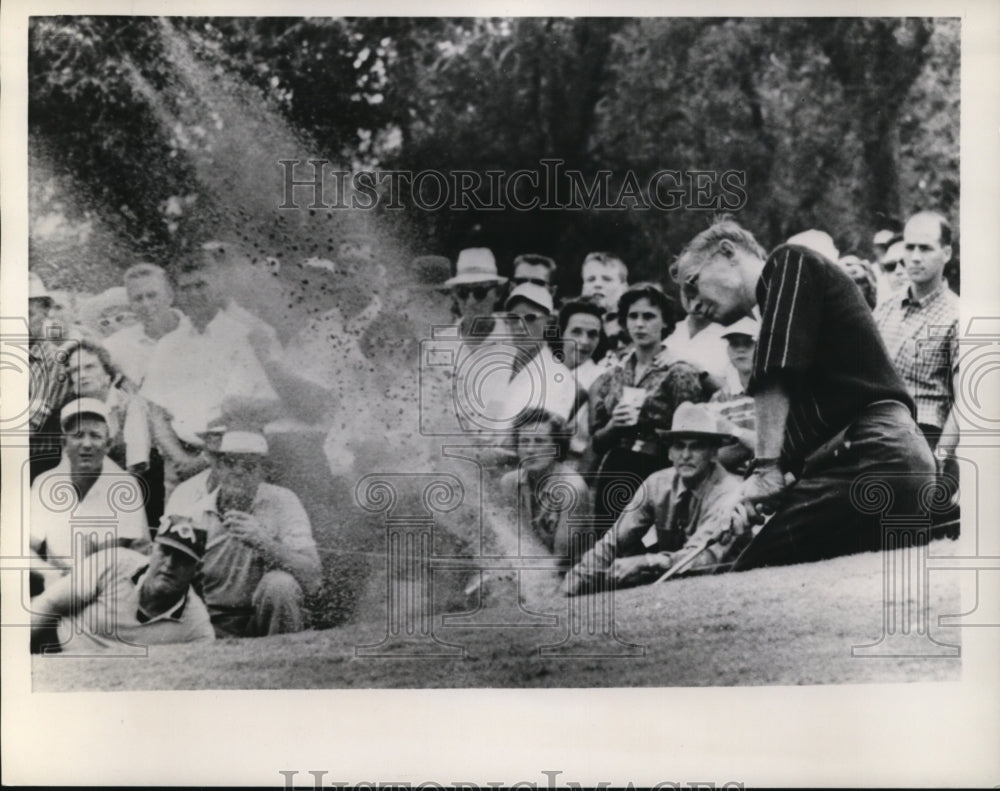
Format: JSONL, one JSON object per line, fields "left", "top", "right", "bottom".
{"left": 28, "top": 273, "right": 71, "bottom": 482}
{"left": 874, "top": 211, "right": 959, "bottom": 455}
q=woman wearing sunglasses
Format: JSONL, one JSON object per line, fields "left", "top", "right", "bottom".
{"left": 588, "top": 283, "right": 706, "bottom": 529}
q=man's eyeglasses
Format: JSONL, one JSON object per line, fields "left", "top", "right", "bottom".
{"left": 216, "top": 455, "right": 262, "bottom": 471}
{"left": 98, "top": 313, "right": 133, "bottom": 329}
{"left": 453, "top": 285, "right": 495, "bottom": 301}
{"left": 680, "top": 271, "right": 700, "bottom": 301}
{"left": 511, "top": 276, "right": 549, "bottom": 288}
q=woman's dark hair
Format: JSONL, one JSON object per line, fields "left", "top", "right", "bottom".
{"left": 617, "top": 282, "right": 676, "bottom": 343}
{"left": 553, "top": 297, "right": 607, "bottom": 364}
{"left": 558, "top": 297, "right": 605, "bottom": 334}
{"left": 512, "top": 407, "right": 571, "bottom": 462}
{"left": 64, "top": 338, "right": 121, "bottom": 386}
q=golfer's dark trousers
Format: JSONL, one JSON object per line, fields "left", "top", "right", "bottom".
{"left": 733, "top": 400, "right": 936, "bottom": 570}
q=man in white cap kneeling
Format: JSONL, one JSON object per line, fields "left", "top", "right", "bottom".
{"left": 163, "top": 430, "right": 321, "bottom": 637}
{"left": 563, "top": 402, "right": 743, "bottom": 595}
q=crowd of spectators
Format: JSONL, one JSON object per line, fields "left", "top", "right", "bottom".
{"left": 27, "top": 211, "right": 961, "bottom": 650}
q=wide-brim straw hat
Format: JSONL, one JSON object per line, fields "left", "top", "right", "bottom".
{"left": 658, "top": 401, "right": 735, "bottom": 443}
{"left": 443, "top": 248, "right": 506, "bottom": 287}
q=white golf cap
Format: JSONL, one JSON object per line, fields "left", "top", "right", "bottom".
{"left": 787, "top": 229, "right": 839, "bottom": 263}
{"left": 504, "top": 282, "right": 554, "bottom": 314}
{"left": 217, "top": 430, "right": 269, "bottom": 455}
{"left": 60, "top": 397, "right": 110, "bottom": 429}
{"left": 443, "top": 248, "right": 506, "bottom": 287}
{"left": 872, "top": 229, "right": 895, "bottom": 246}
{"left": 721, "top": 316, "right": 760, "bottom": 341}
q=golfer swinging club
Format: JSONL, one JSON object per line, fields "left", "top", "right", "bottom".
{"left": 672, "top": 218, "right": 936, "bottom": 568}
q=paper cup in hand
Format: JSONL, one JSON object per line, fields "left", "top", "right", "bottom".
{"left": 621, "top": 386, "right": 646, "bottom": 408}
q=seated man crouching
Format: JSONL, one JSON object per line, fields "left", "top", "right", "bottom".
{"left": 31, "top": 515, "right": 214, "bottom": 653}
{"left": 164, "top": 430, "right": 322, "bottom": 637}
{"left": 30, "top": 398, "right": 150, "bottom": 595}
{"left": 563, "top": 402, "right": 742, "bottom": 595}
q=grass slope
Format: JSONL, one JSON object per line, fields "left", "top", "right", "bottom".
{"left": 33, "top": 543, "right": 962, "bottom": 690}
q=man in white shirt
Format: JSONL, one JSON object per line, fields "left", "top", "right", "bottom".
{"left": 421, "top": 248, "right": 516, "bottom": 437}
{"left": 30, "top": 398, "right": 150, "bottom": 593}
{"left": 501, "top": 283, "right": 579, "bottom": 428}
{"left": 104, "top": 263, "right": 187, "bottom": 387}
{"left": 140, "top": 253, "right": 281, "bottom": 491}
{"left": 660, "top": 291, "right": 731, "bottom": 389}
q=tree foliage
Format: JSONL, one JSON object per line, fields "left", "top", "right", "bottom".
{"left": 28, "top": 16, "right": 959, "bottom": 294}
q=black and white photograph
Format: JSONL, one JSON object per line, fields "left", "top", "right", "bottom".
{"left": 2, "top": 0, "right": 998, "bottom": 786}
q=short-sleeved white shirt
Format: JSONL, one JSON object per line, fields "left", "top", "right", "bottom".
{"left": 30, "top": 457, "right": 150, "bottom": 563}
{"left": 104, "top": 309, "right": 190, "bottom": 386}
{"left": 661, "top": 316, "right": 731, "bottom": 383}
{"left": 140, "top": 307, "right": 279, "bottom": 444}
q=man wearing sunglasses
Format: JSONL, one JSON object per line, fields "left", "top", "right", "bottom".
{"left": 162, "top": 430, "right": 321, "bottom": 637}
{"left": 876, "top": 240, "right": 910, "bottom": 305}
{"left": 672, "top": 218, "right": 935, "bottom": 570}
{"left": 441, "top": 248, "right": 508, "bottom": 343}
{"left": 499, "top": 282, "right": 578, "bottom": 430}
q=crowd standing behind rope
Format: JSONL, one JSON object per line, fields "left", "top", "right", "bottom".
{"left": 27, "top": 213, "right": 960, "bottom": 650}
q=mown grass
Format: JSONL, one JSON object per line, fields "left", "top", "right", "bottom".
{"left": 33, "top": 542, "right": 962, "bottom": 690}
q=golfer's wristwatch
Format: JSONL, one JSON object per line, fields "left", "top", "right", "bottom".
{"left": 748, "top": 457, "right": 782, "bottom": 474}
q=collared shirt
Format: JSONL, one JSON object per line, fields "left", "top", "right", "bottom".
{"left": 750, "top": 244, "right": 913, "bottom": 466}
{"left": 104, "top": 309, "right": 190, "bottom": 386}
{"left": 716, "top": 363, "right": 746, "bottom": 398}
{"left": 661, "top": 316, "right": 731, "bottom": 382}
{"left": 52, "top": 548, "right": 213, "bottom": 653}
{"left": 30, "top": 457, "right": 150, "bottom": 564}
{"left": 28, "top": 339, "right": 70, "bottom": 433}
{"left": 501, "top": 344, "right": 580, "bottom": 428}
{"left": 499, "top": 463, "right": 592, "bottom": 554}
{"left": 709, "top": 367, "right": 756, "bottom": 433}
{"left": 420, "top": 316, "right": 520, "bottom": 435}
{"left": 608, "top": 463, "right": 742, "bottom": 555}
{"left": 562, "top": 462, "right": 740, "bottom": 594}
{"left": 140, "top": 308, "right": 279, "bottom": 444}
{"left": 874, "top": 282, "right": 959, "bottom": 429}
{"left": 164, "top": 478, "right": 320, "bottom": 610}
{"left": 589, "top": 350, "right": 704, "bottom": 455}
